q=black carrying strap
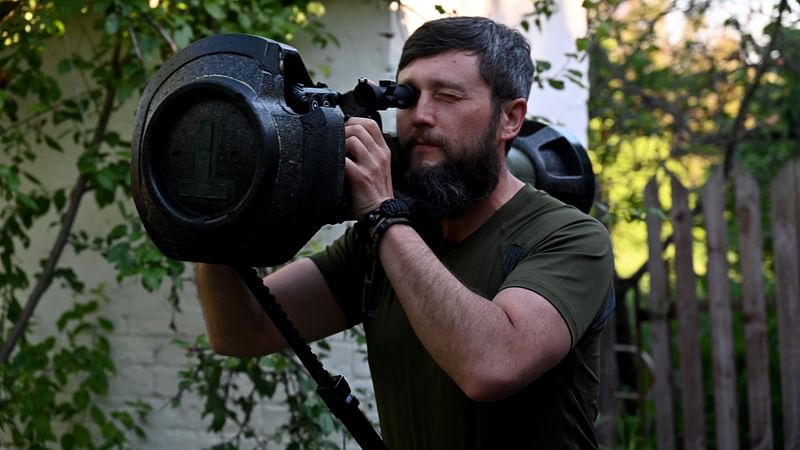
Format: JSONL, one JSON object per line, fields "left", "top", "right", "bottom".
{"left": 233, "top": 266, "right": 388, "bottom": 450}
{"left": 501, "top": 246, "right": 616, "bottom": 343}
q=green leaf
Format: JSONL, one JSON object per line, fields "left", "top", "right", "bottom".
{"left": 94, "top": 186, "right": 115, "bottom": 207}
{"left": 17, "top": 193, "right": 40, "bottom": 213}
{"left": 1, "top": 167, "right": 21, "bottom": 191}
{"left": 535, "top": 59, "right": 552, "bottom": 73}
{"left": 72, "top": 390, "right": 90, "bottom": 410}
{"left": 547, "top": 78, "right": 565, "bottom": 90}
{"left": 53, "top": 189, "right": 67, "bottom": 211}
{"left": 55, "top": 0, "right": 84, "bottom": 20}
{"left": 112, "top": 410, "right": 136, "bottom": 430}
{"left": 60, "top": 432, "right": 76, "bottom": 450}
{"left": 107, "top": 224, "right": 128, "bottom": 242}
{"left": 171, "top": 338, "right": 191, "bottom": 349}
{"left": 57, "top": 59, "right": 73, "bottom": 74}
{"left": 142, "top": 266, "right": 167, "bottom": 291}
{"left": 225, "top": 357, "right": 241, "bottom": 369}
{"left": 317, "top": 412, "right": 334, "bottom": 434}
{"left": 94, "top": 170, "right": 116, "bottom": 192}
{"left": 87, "top": 372, "right": 109, "bottom": 395}
{"left": 105, "top": 14, "right": 120, "bottom": 35}
{"left": 44, "top": 135, "right": 63, "bottom": 152}
{"left": 98, "top": 317, "right": 114, "bottom": 331}
{"left": 27, "top": 102, "right": 51, "bottom": 115}
{"left": 54, "top": 267, "right": 86, "bottom": 293}
{"left": 204, "top": 2, "right": 226, "bottom": 20}
{"left": 238, "top": 14, "right": 252, "bottom": 30}
{"left": 73, "top": 424, "right": 91, "bottom": 446}
{"left": 174, "top": 25, "right": 194, "bottom": 49}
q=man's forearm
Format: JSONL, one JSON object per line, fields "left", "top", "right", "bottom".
{"left": 375, "top": 227, "right": 517, "bottom": 394}
{"left": 195, "top": 263, "right": 284, "bottom": 357}
{"left": 376, "top": 225, "right": 570, "bottom": 401}
{"left": 195, "top": 259, "right": 350, "bottom": 358}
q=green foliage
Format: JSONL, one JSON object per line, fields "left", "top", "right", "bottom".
{"left": 172, "top": 335, "right": 345, "bottom": 450}
{"left": 734, "top": 18, "right": 800, "bottom": 184}
{"left": 430, "top": 0, "right": 585, "bottom": 99}
{"left": 0, "top": 287, "right": 151, "bottom": 449}
{"left": 1, "top": 0, "right": 336, "bottom": 447}
{"left": 583, "top": 0, "right": 798, "bottom": 447}
{"left": 522, "top": 0, "right": 557, "bottom": 32}
{"left": 586, "top": 0, "right": 799, "bottom": 221}
{"left": 610, "top": 413, "right": 655, "bottom": 450}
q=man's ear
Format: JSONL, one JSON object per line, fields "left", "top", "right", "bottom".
{"left": 498, "top": 98, "right": 528, "bottom": 142}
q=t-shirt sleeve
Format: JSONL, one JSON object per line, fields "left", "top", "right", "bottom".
{"left": 501, "top": 216, "right": 614, "bottom": 348}
{"left": 308, "top": 225, "right": 367, "bottom": 326}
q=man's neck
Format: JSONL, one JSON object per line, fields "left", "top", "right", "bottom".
{"left": 439, "top": 170, "right": 525, "bottom": 243}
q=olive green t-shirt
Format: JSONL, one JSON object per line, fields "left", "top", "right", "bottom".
{"left": 310, "top": 185, "right": 614, "bottom": 449}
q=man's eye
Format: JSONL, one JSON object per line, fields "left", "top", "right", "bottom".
{"left": 435, "top": 91, "right": 461, "bottom": 102}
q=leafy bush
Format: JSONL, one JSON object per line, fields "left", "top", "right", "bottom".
{"left": 1, "top": 1, "right": 336, "bottom": 448}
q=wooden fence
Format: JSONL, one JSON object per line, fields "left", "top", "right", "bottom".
{"left": 597, "top": 160, "right": 800, "bottom": 450}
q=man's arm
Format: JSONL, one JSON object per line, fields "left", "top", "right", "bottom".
{"left": 195, "top": 259, "right": 350, "bottom": 358}
{"left": 377, "top": 226, "right": 571, "bottom": 402}
{"left": 343, "top": 117, "right": 572, "bottom": 402}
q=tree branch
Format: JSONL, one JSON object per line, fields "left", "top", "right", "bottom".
{"left": 722, "top": 0, "right": 789, "bottom": 177}
{"left": 0, "top": 32, "right": 123, "bottom": 363}
{"left": 596, "top": 1, "right": 791, "bottom": 297}
{"left": 0, "top": 91, "right": 93, "bottom": 135}
{"left": 144, "top": 13, "right": 177, "bottom": 54}
{"left": 0, "top": 0, "right": 20, "bottom": 25}
{"left": 0, "top": 175, "right": 88, "bottom": 362}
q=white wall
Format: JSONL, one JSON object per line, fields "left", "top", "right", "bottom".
{"left": 299, "top": 0, "right": 588, "bottom": 142}
{"left": 14, "top": 1, "right": 588, "bottom": 448}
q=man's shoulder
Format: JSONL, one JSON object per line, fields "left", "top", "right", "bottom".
{"left": 501, "top": 184, "right": 606, "bottom": 238}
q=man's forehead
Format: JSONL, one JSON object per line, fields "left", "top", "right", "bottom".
{"left": 397, "top": 50, "right": 483, "bottom": 85}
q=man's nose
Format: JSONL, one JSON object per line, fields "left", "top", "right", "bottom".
{"left": 406, "top": 92, "right": 436, "bottom": 127}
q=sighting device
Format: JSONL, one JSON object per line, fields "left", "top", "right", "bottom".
{"left": 131, "top": 34, "right": 595, "bottom": 449}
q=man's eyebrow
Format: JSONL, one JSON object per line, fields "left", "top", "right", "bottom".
{"left": 399, "top": 76, "right": 468, "bottom": 93}
{"left": 432, "top": 79, "right": 467, "bottom": 92}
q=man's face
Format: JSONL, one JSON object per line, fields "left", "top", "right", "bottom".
{"left": 394, "top": 51, "right": 502, "bottom": 218}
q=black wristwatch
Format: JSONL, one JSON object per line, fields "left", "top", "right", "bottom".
{"left": 360, "top": 198, "right": 412, "bottom": 251}
{"left": 362, "top": 198, "right": 411, "bottom": 226}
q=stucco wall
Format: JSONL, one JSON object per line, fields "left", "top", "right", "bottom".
{"left": 14, "top": 1, "right": 588, "bottom": 448}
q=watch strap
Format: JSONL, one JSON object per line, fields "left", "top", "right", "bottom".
{"left": 359, "top": 198, "right": 412, "bottom": 254}
{"left": 370, "top": 216, "right": 412, "bottom": 252}
{"left": 361, "top": 198, "right": 411, "bottom": 226}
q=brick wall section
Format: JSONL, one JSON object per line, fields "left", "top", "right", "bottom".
{"left": 99, "top": 225, "right": 376, "bottom": 449}
{"left": 24, "top": 225, "right": 371, "bottom": 449}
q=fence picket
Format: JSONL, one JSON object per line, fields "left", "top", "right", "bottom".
{"left": 645, "top": 177, "right": 676, "bottom": 450}
{"left": 670, "top": 175, "right": 706, "bottom": 450}
{"left": 734, "top": 165, "right": 773, "bottom": 450}
{"left": 703, "top": 167, "right": 740, "bottom": 450}
{"left": 607, "top": 162, "right": 800, "bottom": 449}
{"left": 770, "top": 161, "right": 800, "bottom": 449}
{"left": 597, "top": 314, "right": 617, "bottom": 448}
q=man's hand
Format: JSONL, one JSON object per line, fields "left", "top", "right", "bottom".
{"left": 344, "top": 117, "right": 395, "bottom": 219}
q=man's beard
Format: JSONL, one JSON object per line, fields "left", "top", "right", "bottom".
{"left": 394, "top": 121, "right": 501, "bottom": 219}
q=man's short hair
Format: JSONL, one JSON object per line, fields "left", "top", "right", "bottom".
{"left": 398, "top": 16, "right": 535, "bottom": 104}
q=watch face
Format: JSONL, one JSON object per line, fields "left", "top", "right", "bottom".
{"left": 382, "top": 199, "right": 409, "bottom": 217}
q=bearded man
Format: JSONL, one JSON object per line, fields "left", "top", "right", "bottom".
{"left": 196, "top": 16, "right": 614, "bottom": 449}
